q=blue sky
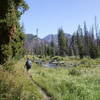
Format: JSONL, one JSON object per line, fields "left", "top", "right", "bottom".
{"left": 21, "top": 0, "right": 100, "bottom": 38}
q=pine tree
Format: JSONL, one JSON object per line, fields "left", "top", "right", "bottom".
{"left": 89, "top": 26, "right": 98, "bottom": 58}
{"left": 58, "top": 28, "right": 67, "bottom": 56}
{"left": 50, "top": 35, "right": 55, "bottom": 57}
{"left": 94, "top": 16, "right": 100, "bottom": 57}
{"left": 70, "top": 33, "right": 78, "bottom": 56}
{"left": 89, "top": 42, "right": 98, "bottom": 59}
{"left": 76, "top": 25, "right": 84, "bottom": 59}
{"left": 0, "top": 0, "right": 28, "bottom": 64}
{"left": 84, "top": 21, "right": 89, "bottom": 56}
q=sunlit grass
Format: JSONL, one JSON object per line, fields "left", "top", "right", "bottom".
{"left": 0, "top": 58, "right": 44, "bottom": 100}
{"left": 31, "top": 58, "right": 100, "bottom": 100}
{"left": 0, "top": 57, "right": 100, "bottom": 100}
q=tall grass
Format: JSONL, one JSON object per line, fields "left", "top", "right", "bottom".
{"left": 0, "top": 57, "right": 100, "bottom": 100}
{"left": 0, "top": 59, "right": 44, "bottom": 100}
{"left": 31, "top": 59, "right": 100, "bottom": 100}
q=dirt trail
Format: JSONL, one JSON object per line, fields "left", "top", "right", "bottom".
{"left": 28, "top": 74, "right": 53, "bottom": 100}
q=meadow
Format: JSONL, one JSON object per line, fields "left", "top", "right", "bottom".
{"left": 0, "top": 57, "right": 100, "bottom": 100}
{"left": 31, "top": 57, "right": 100, "bottom": 100}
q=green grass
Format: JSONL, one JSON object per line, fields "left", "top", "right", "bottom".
{"left": 31, "top": 58, "right": 100, "bottom": 100}
{"left": 0, "top": 57, "right": 100, "bottom": 100}
{"left": 0, "top": 59, "right": 44, "bottom": 100}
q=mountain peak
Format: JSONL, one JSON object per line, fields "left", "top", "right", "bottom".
{"left": 43, "top": 33, "right": 71, "bottom": 43}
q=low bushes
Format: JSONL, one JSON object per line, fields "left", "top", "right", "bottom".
{"left": 79, "top": 58, "right": 96, "bottom": 68}
{"left": 68, "top": 68, "right": 81, "bottom": 76}
{"left": 51, "top": 56, "right": 63, "bottom": 61}
{"left": 3, "top": 60, "right": 15, "bottom": 72}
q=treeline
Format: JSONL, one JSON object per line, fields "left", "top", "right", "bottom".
{"left": 0, "top": 0, "right": 99, "bottom": 64}
{"left": 69, "top": 21, "right": 100, "bottom": 59}
{"left": 0, "top": 0, "right": 28, "bottom": 64}
{"left": 32, "top": 18, "right": 100, "bottom": 59}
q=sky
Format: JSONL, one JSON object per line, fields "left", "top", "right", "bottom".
{"left": 21, "top": 0, "right": 100, "bottom": 38}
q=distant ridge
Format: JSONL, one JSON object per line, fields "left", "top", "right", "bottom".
{"left": 24, "top": 33, "right": 72, "bottom": 52}
{"left": 43, "top": 33, "right": 72, "bottom": 43}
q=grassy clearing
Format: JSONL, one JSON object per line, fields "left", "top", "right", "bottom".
{"left": 31, "top": 58, "right": 100, "bottom": 100}
{"left": 0, "top": 57, "right": 100, "bottom": 100}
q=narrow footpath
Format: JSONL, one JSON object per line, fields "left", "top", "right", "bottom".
{"left": 28, "top": 74, "right": 53, "bottom": 100}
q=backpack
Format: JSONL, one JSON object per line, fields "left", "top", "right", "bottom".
{"left": 26, "top": 60, "right": 32, "bottom": 69}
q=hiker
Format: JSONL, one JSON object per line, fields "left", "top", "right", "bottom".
{"left": 25, "top": 58, "right": 32, "bottom": 71}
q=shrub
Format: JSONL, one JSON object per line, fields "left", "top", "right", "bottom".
{"left": 68, "top": 68, "right": 81, "bottom": 76}
{"left": 51, "top": 56, "right": 63, "bottom": 61}
{"left": 79, "top": 58, "right": 95, "bottom": 68}
{"left": 0, "top": 44, "right": 12, "bottom": 64}
{"left": 3, "top": 60, "right": 15, "bottom": 72}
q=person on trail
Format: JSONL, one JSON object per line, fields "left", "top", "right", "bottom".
{"left": 25, "top": 58, "right": 32, "bottom": 71}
